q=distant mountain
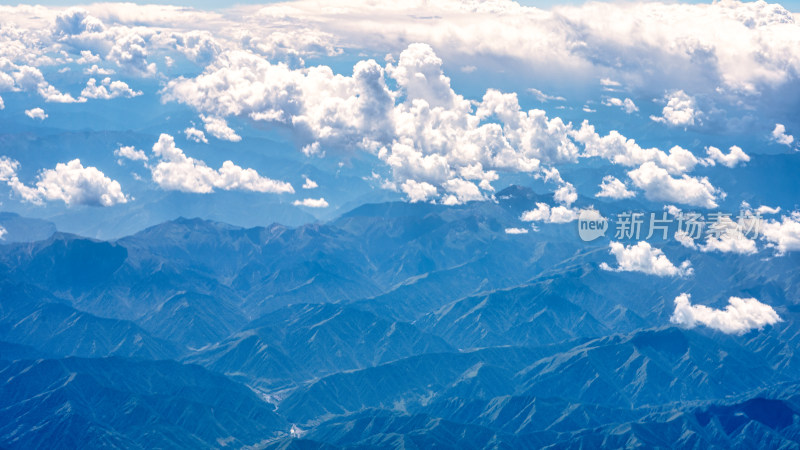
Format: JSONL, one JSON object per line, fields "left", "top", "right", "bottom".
{"left": 0, "top": 281, "right": 178, "bottom": 359}
{"left": 0, "top": 186, "right": 798, "bottom": 448}
{"left": 0, "top": 357, "right": 290, "bottom": 449}
{"left": 415, "top": 282, "right": 609, "bottom": 349}
{"left": 186, "top": 303, "right": 452, "bottom": 389}
{"left": 0, "top": 212, "right": 56, "bottom": 243}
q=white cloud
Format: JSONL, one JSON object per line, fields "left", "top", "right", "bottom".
{"left": 200, "top": 115, "right": 241, "bottom": 142}
{"left": 293, "top": 197, "right": 328, "bottom": 208}
{"left": 602, "top": 97, "right": 637, "bottom": 113}
{"left": 600, "top": 241, "right": 693, "bottom": 277}
{"left": 401, "top": 179, "right": 437, "bottom": 203}
{"left": 114, "top": 145, "right": 148, "bottom": 164}
{"left": 76, "top": 50, "right": 101, "bottom": 64}
{"left": 704, "top": 145, "right": 749, "bottom": 168}
{"left": 628, "top": 162, "right": 719, "bottom": 208}
{"left": 148, "top": 133, "right": 293, "bottom": 194}
{"left": 0, "top": 95, "right": 4, "bottom": 110}
{"left": 529, "top": 87, "right": 565, "bottom": 102}
{"left": 699, "top": 214, "right": 757, "bottom": 254}
{"left": 760, "top": 212, "right": 800, "bottom": 255}
{"left": 0, "top": 60, "right": 81, "bottom": 103}
{"left": 670, "top": 293, "right": 781, "bottom": 335}
{"left": 302, "top": 176, "right": 318, "bottom": 189}
{"left": 771, "top": 124, "right": 794, "bottom": 147}
{"left": 756, "top": 205, "right": 781, "bottom": 215}
{"left": 84, "top": 64, "right": 114, "bottom": 75}
{"left": 600, "top": 78, "right": 621, "bottom": 88}
{"left": 24, "top": 107, "right": 47, "bottom": 120}
{"left": 650, "top": 90, "right": 699, "bottom": 127}
{"left": 520, "top": 202, "right": 579, "bottom": 224}
{"left": 0, "top": 156, "right": 127, "bottom": 207}
{"left": 504, "top": 227, "right": 529, "bottom": 234}
{"left": 573, "top": 121, "right": 699, "bottom": 175}
{"left": 151, "top": 40, "right": 742, "bottom": 206}
{"left": 675, "top": 230, "right": 697, "bottom": 249}
{"left": 80, "top": 77, "right": 141, "bottom": 100}
{"left": 553, "top": 182, "right": 577, "bottom": 206}
{"left": 184, "top": 127, "right": 208, "bottom": 144}
{"left": 0, "top": 225, "right": 6, "bottom": 240}
{"left": 596, "top": 175, "right": 635, "bottom": 199}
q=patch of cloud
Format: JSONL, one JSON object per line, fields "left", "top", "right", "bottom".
{"left": 302, "top": 176, "right": 318, "bottom": 189}
{"left": 675, "top": 230, "right": 697, "bottom": 249}
{"left": 184, "top": 127, "right": 208, "bottom": 144}
{"left": 148, "top": 133, "right": 293, "bottom": 194}
{"left": 596, "top": 175, "right": 635, "bottom": 199}
{"left": 670, "top": 293, "right": 781, "bottom": 335}
{"left": 650, "top": 90, "right": 699, "bottom": 127}
{"left": 628, "top": 162, "right": 720, "bottom": 208}
{"left": 293, "top": 197, "right": 328, "bottom": 208}
{"left": 114, "top": 145, "right": 148, "bottom": 164}
{"left": 200, "top": 115, "right": 241, "bottom": 142}
{"left": 771, "top": 124, "right": 794, "bottom": 147}
{"left": 25, "top": 107, "right": 47, "bottom": 120}
{"left": 504, "top": 227, "right": 529, "bottom": 234}
{"left": 529, "top": 87, "right": 565, "bottom": 102}
{"left": 520, "top": 202, "right": 579, "bottom": 224}
{"left": 699, "top": 214, "right": 757, "bottom": 254}
{"left": 0, "top": 156, "right": 127, "bottom": 206}
{"left": 600, "top": 241, "right": 693, "bottom": 277}
{"left": 602, "top": 97, "right": 637, "bottom": 113}
{"left": 80, "top": 77, "right": 141, "bottom": 100}
{"left": 760, "top": 212, "right": 800, "bottom": 255}
{"left": 84, "top": 64, "right": 114, "bottom": 75}
{"left": 704, "top": 145, "right": 749, "bottom": 168}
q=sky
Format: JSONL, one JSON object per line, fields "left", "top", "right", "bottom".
{"left": 0, "top": 0, "right": 798, "bottom": 11}
{"left": 0, "top": 0, "right": 798, "bottom": 242}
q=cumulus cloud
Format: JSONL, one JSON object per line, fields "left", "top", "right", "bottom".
{"left": 674, "top": 230, "right": 697, "bottom": 249}
{"left": 704, "top": 145, "right": 749, "bottom": 168}
{"left": 401, "top": 179, "right": 438, "bottom": 203}
{"left": 670, "top": 293, "right": 781, "bottom": 335}
{"left": 650, "top": 90, "right": 699, "bottom": 127}
{"left": 0, "top": 59, "right": 81, "bottom": 103}
{"left": 293, "top": 197, "right": 328, "bottom": 208}
{"left": 184, "top": 127, "right": 208, "bottom": 144}
{"left": 596, "top": 175, "right": 635, "bottom": 199}
{"left": 699, "top": 214, "right": 758, "bottom": 254}
{"left": 80, "top": 77, "right": 141, "bottom": 100}
{"left": 628, "top": 162, "right": 720, "bottom": 208}
{"left": 573, "top": 121, "right": 700, "bottom": 175}
{"left": 504, "top": 227, "right": 529, "bottom": 234}
{"left": 602, "top": 97, "right": 637, "bottom": 113}
{"left": 24, "top": 107, "right": 47, "bottom": 120}
{"left": 528, "top": 87, "right": 564, "bottom": 102}
{"left": 760, "top": 212, "right": 800, "bottom": 255}
{"left": 600, "top": 241, "right": 693, "bottom": 277}
{"left": 165, "top": 43, "right": 717, "bottom": 205}
{"left": 771, "top": 124, "right": 794, "bottom": 147}
{"left": 302, "top": 176, "right": 318, "bottom": 189}
{"left": 0, "top": 156, "right": 127, "bottom": 206}
{"left": 200, "top": 115, "right": 241, "bottom": 142}
{"left": 553, "top": 182, "right": 577, "bottom": 206}
{"left": 520, "top": 202, "right": 578, "bottom": 224}
{"left": 114, "top": 145, "right": 148, "bottom": 164}
{"left": 148, "top": 133, "right": 293, "bottom": 194}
